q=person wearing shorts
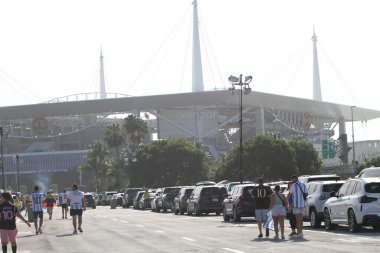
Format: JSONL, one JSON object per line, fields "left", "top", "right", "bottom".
{"left": 0, "top": 192, "right": 31, "bottom": 253}
{"left": 45, "top": 190, "right": 56, "bottom": 220}
{"left": 289, "top": 175, "right": 308, "bottom": 238}
{"left": 30, "top": 186, "right": 44, "bottom": 235}
{"left": 269, "top": 185, "right": 288, "bottom": 240}
{"left": 253, "top": 178, "right": 273, "bottom": 238}
{"left": 67, "top": 184, "right": 86, "bottom": 234}
{"left": 59, "top": 190, "right": 69, "bottom": 219}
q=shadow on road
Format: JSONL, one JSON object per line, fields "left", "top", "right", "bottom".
{"left": 56, "top": 233, "right": 78, "bottom": 237}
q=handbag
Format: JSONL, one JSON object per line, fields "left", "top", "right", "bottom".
{"left": 275, "top": 192, "right": 287, "bottom": 208}
{"left": 296, "top": 183, "right": 308, "bottom": 201}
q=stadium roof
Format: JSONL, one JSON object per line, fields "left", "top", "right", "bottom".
{"left": 1, "top": 90, "right": 379, "bottom": 122}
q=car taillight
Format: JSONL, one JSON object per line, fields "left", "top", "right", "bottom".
{"left": 358, "top": 195, "right": 377, "bottom": 203}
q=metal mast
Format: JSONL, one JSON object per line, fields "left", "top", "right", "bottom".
{"left": 192, "top": 0, "right": 204, "bottom": 92}
{"left": 312, "top": 26, "right": 322, "bottom": 101}
{"left": 99, "top": 47, "right": 106, "bottom": 99}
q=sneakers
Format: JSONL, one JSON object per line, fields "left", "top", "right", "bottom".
{"left": 78, "top": 227, "right": 83, "bottom": 233}
{"left": 258, "top": 233, "right": 263, "bottom": 238}
{"left": 273, "top": 235, "right": 279, "bottom": 240}
{"left": 49, "top": 216, "right": 52, "bottom": 220}
{"left": 293, "top": 233, "right": 303, "bottom": 239}
{"left": 73, "top": 230, "right": 78, "bottom": 234}
{"left": 288, "top": 231, "right": 297, "bottom": 237}
{"left": 62, "top": 216, "right": 64, "bottom": 219}
{"left": 36, "top": 230, "right": 38, "bottom": 235}
{"left": 265, "top": 229, "right": 270, "bottom": 238}
{"left": 281, "top": 234, "right": 285, "bottom": 240}
{"left": 38, "top": 228, "right": 42, "bottom": 234}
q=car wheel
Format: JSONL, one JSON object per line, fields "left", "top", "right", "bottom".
{"left": 373, "top": 225, "right": 380, "bottom": 231}
{"left": 215, "top": 211, "right": 221, "bottom": 216}
{"left": 93, "top": 206, "right": 96, "bottom": 209}
{"left": 348, "top": 209, "right": 360, "bottom": 233}
{"left": 174, "top": 208, "right": 179, "bottom": 215}
{"left": 233, "top": 207, "right": 241, "bottom": 222}
{"left": 310, "top": 208, "right": 321, "bottom": 228}
{"left": 223, "top": 207, "right": 231, "bottom": 221}
{"left": 180, "top": 208, "right": 185, "bottom": 215}
{"left": 324, "top": 208, "right": 336, "bottom": 230}
{"left": 156, "top": 208, "right": 160, "bottom": 213}
{"left": 163, "top": 205, "right": 167, "bottom": 213}
{"left": 187, "top": 205, "right": 193, "bottom": 215}
{"left": 195, "top": 205, "right": 201, "bottom": 216}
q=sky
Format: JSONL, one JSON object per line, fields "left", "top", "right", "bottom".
{"left": 0, "top": 0, "right": 380, "bottom": 141}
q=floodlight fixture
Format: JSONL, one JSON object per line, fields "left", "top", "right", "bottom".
{"left": 244, "top": 75, "right": 253, "bottom": 84}
{"left": 228, "top": 75, "right": 240, "bottom": 84}
{"left": 244, "top": 87, "right": 251, "bottom": 95}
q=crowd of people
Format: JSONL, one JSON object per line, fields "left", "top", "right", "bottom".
{"left": 0, "top": 184, "right": 87, "bottom": 253}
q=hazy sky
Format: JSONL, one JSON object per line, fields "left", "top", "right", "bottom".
{"left": 0, "top": 0, "right": 379, "bottom": 141}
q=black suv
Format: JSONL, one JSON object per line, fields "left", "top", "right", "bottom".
{"left": 160, "top": 187, "right": 181, "bottom": 213}
{"left": 123, "top": 188, "right": 142, "bottom": 208}
{"left": 84, "top": 193, "right": 96, "bottom": 209}
{"left": 222, "top": 184, "right": 256, "bottom": 222}
{"left": 187, "top": 185, "right": 226, "bottom": 216}
{"left": 174, "top": 187, "right": 195, "bottom": 215}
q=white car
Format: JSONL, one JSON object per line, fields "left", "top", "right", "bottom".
{"left": 356, "top": 167, "right": 380, "bottom": 178}
{"left": 323, "top": 178, "right": 380, "bottom": 232}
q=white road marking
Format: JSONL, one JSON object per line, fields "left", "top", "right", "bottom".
{"left": 136, "top": 224, "right": 144, "bottom": 228}
{"left": 154, "top": 230, "right": 164, "bottom": 233}
{"left": 112, "top": 218, "right": 118, "bottom": 221}
{"left": 222, "top": 248, "right": 245, "bottom": 253}
{"left": 181, "top": 237, "right": 196, "bottom": 242}
{"left": 121, "top": 220, "right": 129, "bottom": 224}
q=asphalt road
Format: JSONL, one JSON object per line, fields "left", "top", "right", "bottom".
{"left": 15, "top": 206, "right": 380, "bottom": 253}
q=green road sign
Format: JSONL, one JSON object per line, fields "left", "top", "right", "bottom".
{"left": 322, "top": 140, "right": 329, "bottom": 159}
{"left": 329, "top": 141, "right": 335, "bottom": 158}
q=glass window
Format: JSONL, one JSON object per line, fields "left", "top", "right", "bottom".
{"left": 347, "top": 181, "right": 357, "bottom": 196}
{"left": 363, "top": 170, "right": 380, "bottom": 178}
{"left": 353, "top": 182, "right": 362, "bottom": 193}
{"left": 337, "top": 181, "right": 351, "bottom": 196}
{"left": 365, "top": 183, "right": 380, "bottom": 193}
{"left": 308, "top": 184, "right": 317, "bottom": 194}
{"left": 322, "top": 183, "right": 344, "bottom": 193}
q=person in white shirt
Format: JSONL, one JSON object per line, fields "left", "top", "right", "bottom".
{"left": 59, "top": 190, "right": 69, "bottom": 219}
{"left": 30, "top": 186, "right": 44, "bottom": 235}
{"left": 67, "top": 184, "right": 86, "bottom": 234}
{"left": 289, "top": 175, "right": 308, "bottom": 239}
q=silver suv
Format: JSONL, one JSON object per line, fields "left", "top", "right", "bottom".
{"left": 303, "top": 180, "right": 345, "bottom": 228}
{"left": 356, "top": 167, "right": 380, "bottom": 178}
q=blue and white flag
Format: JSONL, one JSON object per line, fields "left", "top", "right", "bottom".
{"left": 264, "top": 211, "right": 274, "bottom": 231}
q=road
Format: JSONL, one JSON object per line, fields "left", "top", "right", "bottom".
{"left": 15, "top": 206, "right": 380, "bottom": 253}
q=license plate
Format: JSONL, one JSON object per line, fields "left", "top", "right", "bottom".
{"left": 212, "top": 198, "right": 218, "bottom": 202}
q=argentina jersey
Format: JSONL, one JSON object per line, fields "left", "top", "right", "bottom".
{"left": 31, "top": 192, "right": 43, "bottom": 212}
{"left": 69, "top": 191, "right": 84, "bottom": 209}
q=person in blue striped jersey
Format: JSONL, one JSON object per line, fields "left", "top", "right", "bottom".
{"left": 30, "top": 186, "right": 44, "bottom": 235}
{"left": 289, "top": 175, "right": 308, "bottom": 239}
{"left": 67, "top": 184, "right": 86, "bottom": 234}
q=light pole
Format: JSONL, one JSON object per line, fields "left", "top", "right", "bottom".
{"left": 0, "top": 127, "right": 5, "bottom": 190}
{"left": 13, "top": 154, "right": 22, "bottom": 192}
{"left": 351, "top": 106, "right": 356, "bottom": 167}
{"left": 228, "top": 74, "right": 252, "bottom": 184}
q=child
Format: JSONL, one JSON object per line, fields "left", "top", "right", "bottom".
{"left": 0, "top": 192, "right": 31, "bottom": 253}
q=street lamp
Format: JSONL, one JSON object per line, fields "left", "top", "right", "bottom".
{"left": 351, "top": 106, "right": 356, "bottom": 167}
{"left": 13, "top": 154, "right": 22, "bottom": 192}
{"left": 228, "top": 74, "right": 252, "bottom": 184}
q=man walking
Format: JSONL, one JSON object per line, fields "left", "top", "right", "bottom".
{"left": 67, "top": 184, "right": 86, "bottom": 234}
{"left": 289, "top": 175, "right": 308, "bottom": 238}
{"left": 45, "top": 190, "right": 56, "bottom": 220}
{"left": 30, "top": 186, "right": 43, "bottom": 235}
{"left": 59, "top": 190, "right": 69, "bottom": 219}
{"left": 253, "top": 178, "right": 273, "bottom": 238}
{"left": 0, "top": 192, "right": 31, "bottom": 253}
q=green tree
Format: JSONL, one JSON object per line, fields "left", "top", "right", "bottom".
{"left": 104, "top": 123, "right": 125, "bottom": 189}
{"left": 356, "top": 156, "right": 380, "bottom": 174}
{"left": 123, "top": 114, "right": 149, "bottom": 151}
{"left": 81, "top": 140, "right": 109, "bottom": 192}
{"left": 216, "top": 136, "right": 298, "bottom": 181}
{"left": 289, "top": 140, "right": 321, "bottom": 175}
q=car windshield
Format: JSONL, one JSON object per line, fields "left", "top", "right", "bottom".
{"left": 362, "top": 170, "right": 380, "bottom": 178}
{"left": 107, "top": 192, "right": 117, "bottom": 196}
{"left": 163, "top": 188, "right": 180, "bottom": 194}
{"left": 185, "top": 189, "right": 194, "bottom": 195}
{"left": 201, "top": 187, "right": 220, "bottom": 196}
{"left": 84, "top": 195, "right": 93, "bottom": 200}
{"left": 322, "top": 183, "right": 344, "bottom": 193}
{"left": 308, "top": 176, "right": 340, "bottom": 182}
{"left": 365, "top": 183, "right": 380, "bottom": 193}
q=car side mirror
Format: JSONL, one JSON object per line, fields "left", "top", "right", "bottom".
{"left": 330, "top": 191, "right": 336, "bottom": 198}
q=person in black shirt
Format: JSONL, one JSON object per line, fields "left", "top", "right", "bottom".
{"left": 252, "top": 178, "right": 273, "bottom": 238}
{"left": 0, "top": 192, "right": 31, "bottom": 253}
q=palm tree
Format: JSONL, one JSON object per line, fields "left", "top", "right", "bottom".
{"left": 81, "top": 140, "right": 109, "bottom": 192}
{"left": 123, "top": 114, "right": 149, "bottom": 152}
{"left": 104, "top": 123, "right": 125, "bottom": 189}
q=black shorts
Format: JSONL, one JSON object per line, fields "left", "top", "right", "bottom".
{"left": 61, "top": 204, "right": 67, "bottom": 209}
{"left": 70, "top": 209, "right": 83, "bottom": 216}
{"left": 33, "top": 211, "right": 43, "bottom": 220}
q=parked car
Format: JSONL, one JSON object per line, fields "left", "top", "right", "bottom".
{"left": 225, "top": 181, "right": 254, "bottom": 195}
{"left": 161, "top": 187, "right": 181, "bottom": 213}
{"left": 151, "top": 189, "right": 162, "bottom": 212}
{"left": 323, "top": 178, "right": 380, "bottom": 232}
{"left": 122, "top": 188, "right": 142, "bottom": 208}
{"left": 196, "top": 181, "right": 216, "bottom": 186}
{"left": 133, "top": 191, "right": 145, "bottom": 209}
{"left": 84, "top": 193, "right": 96, "bottom": 209}
{"left": 302, "top": 181, "right": 345, "bottom": 228}
{"left": 101, "top": 191, "right": 118, "bottom": 206}
{"left": 299, "top": 175, "right": 340, "bottom": 184}
{"left": 356, "top": 167, "right": 380, "bottom": 178}
{"left": 174, "top": 187, "right": 195, "bottom": 215}
{"left": 222, "top": 184, "right": 256, "bottom": 222}
{"left": 187, "top": 185, "right": 225, "bottom": 216}
{"left": 137, "top": 192, "right": 155, "bottom": 210}
{"left": 96, "top": 193, "right": 104, "bottom": 206}
{"left": 111, "top": 193, "right": 124, "bottom": 207}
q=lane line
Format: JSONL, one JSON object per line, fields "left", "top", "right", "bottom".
{"left": 121, "top": 221, "right": 129, "bottom": 224}
{"left": 154, "top": 230, "right": 164, "bottom": 233}
{"left": 222, "top": 248, "right": 245, "bottom": 253}
{"left": 181, "top": 237, "right": 196, "bottom": 242}
{"left": 136, "top": 224, "right": 144, "bottom": 228}
{"left": 112, "top": 218, "right": 118, "bottom": 221}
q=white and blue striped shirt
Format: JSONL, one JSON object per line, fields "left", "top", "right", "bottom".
{"left": 68, "top": 190, "right": 84, "bottom": 210}
{"left": 30, "top": 192, "right": 44, "bottom": 212}
{"left": 290, "top": 181, "right": 308, "bottom": 208}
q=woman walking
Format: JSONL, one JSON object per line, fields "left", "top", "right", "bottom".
{"left": 286, "top": 181, "right": 297, "bottom": 236}
{"left": 270, "top": 185, "right": 288, "bottom": 240}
